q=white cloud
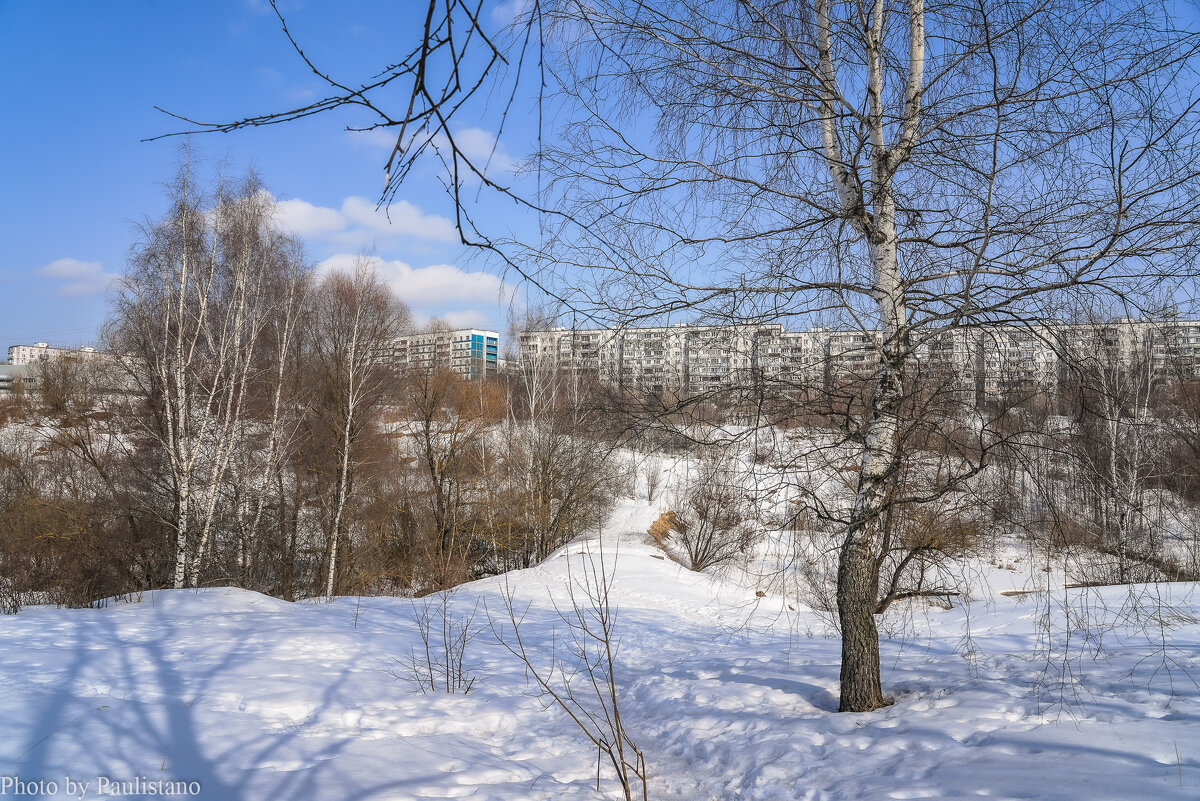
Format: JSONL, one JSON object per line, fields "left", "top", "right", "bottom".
{"left": 443, "top": 127, "right": 516, "bottom": 173}
{"left": 275, "top": 195, "right": 459, "bottom": 247}
{"left": 275, "top": 198, "right": 344, "bottom": 237}
{"left": 441, "top": 309, "right": 491, "bottom": 329}
{"left": 317, "top": 254, "right": 505, "bottom": 308}
{"left": 342, "top": 197, "right": 459, "bottom": 242}
{"left": 38, "top": 258, "right": 119, "bottom": 296}
{"left": 347, "top": 126, "right": 516, "bottom": 174}
{"left": 491, "top": 0, "right": 535, "bottom": 26}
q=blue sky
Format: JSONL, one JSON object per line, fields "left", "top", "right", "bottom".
{"left": 0, "top": 0, "right": 531, "bottom": 352}
{"left": 9, "top": 2, "right": 1195, "bottom": 354}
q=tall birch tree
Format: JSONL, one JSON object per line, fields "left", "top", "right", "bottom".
{"left": 519, "top": 0, "right": 1200, "bottom": 712}
{"left": 109, "top": 156, "right": 306, "bottom": 589}
{"left": 308, "top": 260, "right": 410, "bottom": 598}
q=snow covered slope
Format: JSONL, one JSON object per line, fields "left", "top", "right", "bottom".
{"left": 0, "top": 501, "right": 1197, "bottom": 800}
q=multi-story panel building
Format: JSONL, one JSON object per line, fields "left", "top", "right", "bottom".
{"left": 975, "top": 324, "right": 1060, "bottom": 395}
{"left": 1051, "top": 318, "right": 1200, "bottom": 382}
{"left": 520, "top": 323, "right": 781, "bottom": 394}
{"left": 0, "top": 363, "right": 34, "bottom": 393}
{"left": 8, "top": 342, "right": 105, "bottom": 365}
{"left": 521, "top": 318, "right": 1200, "bottom": 397}
{"left": 385, "top": 329, "right": 500, "bottom": 380}
{"left": 1168, "top": 320, "right": 1200, "bottom": 373}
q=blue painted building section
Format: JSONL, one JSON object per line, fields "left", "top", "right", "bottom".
{"left": 469, "top": 333, "right": 500, "bottom": 379}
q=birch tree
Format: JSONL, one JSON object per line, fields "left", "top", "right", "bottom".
{"left": 309, "top": 260, "right": 410, "bottom": 598}
{"left": 109, "top": 156, "right": 306, "bottom": 589}
{"left": 226, "top": 238, "right": 312, "bottom": 587}
{"left": 1061, "top": 317, "right": 1178, "bottom": 582}
{"left": 517, "top": 0, "right": 1200, "bottom": 712}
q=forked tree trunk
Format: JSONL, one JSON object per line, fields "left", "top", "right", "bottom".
{"left": 837, "top": 228, "right": 907, "bottom": 712}
{"left": 816, "top": 0, "right": 922, "bottom": 712}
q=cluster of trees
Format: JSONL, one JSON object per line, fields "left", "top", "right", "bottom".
{"left": 30, "top": 0, "right": 1200, "bottom": 713}
{"left": 0, "top": 160, "right": 624, "bottom": 612}
{"left": 990, "top": 331, "right": 1200, "bottom": 586}
{"left": 531, "top": 316, "right": 1200, "bottom": 652}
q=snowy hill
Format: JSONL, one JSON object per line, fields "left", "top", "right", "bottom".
{"left": 0, "top": 499, "right": 1197, "bottom": 800}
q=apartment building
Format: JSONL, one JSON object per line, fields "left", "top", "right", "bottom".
{"left": 520, "top": 323, "right": 783, "bottom": 394}
{"left": 520, "top": 318, "right": 1200, "bottom": 396}
{"left": 3, "top": 342, "right": 117, "bottom": 393}
{"left": 521, "top": 323, "right": 902, "bottom": 394}
{"left": 0, "top": 364, "right": 34, "bottom": 393}
{"left": 384, "top": 329, "right": 500, "bottom": 380}
{"left": 7, "top": 342, "right": 105, "bottom": 365}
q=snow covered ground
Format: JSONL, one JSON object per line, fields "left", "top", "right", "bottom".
{"left": 1, "top": 499, "right": 1198, "bottom": 800}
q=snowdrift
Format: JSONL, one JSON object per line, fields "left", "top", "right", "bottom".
{"left": 0, "top": 500, "right": 1197, "bottom": 800}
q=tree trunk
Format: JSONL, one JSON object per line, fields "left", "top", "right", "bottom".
{"left": 173, "top": 488, "right": 190, "bottom": 589}
{"left": 838, "top": 348, "right": 903, "bottom": 712}
{"left": 326, "top": 417, "right": 354, "bottom": 598}
{"left": 836, "top": 136, "right": 908, "bottom": 710}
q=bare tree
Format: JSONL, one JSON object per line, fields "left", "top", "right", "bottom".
{"left": 398, "top": 338, "right": 505, "bottom": 589}
{"left": 497, "top": 322, "right": 622, "bottom": 568}
{"left": 308, "top": 259, "right": 411, "bottom": 598}
{"left": 1056, "top": 314, "right": 1195, "bottom": 583}
{"left": 668, "top": 446, "right": 755, "bottom": 572}
{"left": 167, "top": 0, "right": 1200, "bottom": 713}
{"left": 399, "top": 587, "right": 483, "bottom": 694}
{"left": 107, "top": 154, "right": 306, "bottom": 589}
{"left": 232, "top": 239, "right": 311, "bottom": 586}
{"left": 516, "top": 0, "right": 1200, "bottom": 712}
{"left": 0, "top": 355, "right": 165, "bottom": 611}
{"left": 493, "top": 546, "right": 648, "bottom": 801}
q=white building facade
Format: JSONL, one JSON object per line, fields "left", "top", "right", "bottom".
{"left": 7, "top": 342, "right": 105, "bottom": 366}
{"left": 519, "top": 324, "right": 784, "bottom": 395}
{"left": 384, "top": 329, "right": 500, "bottom": 380}
{"left": 520, "top": 319, "right": 1200, "bottom": 397}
